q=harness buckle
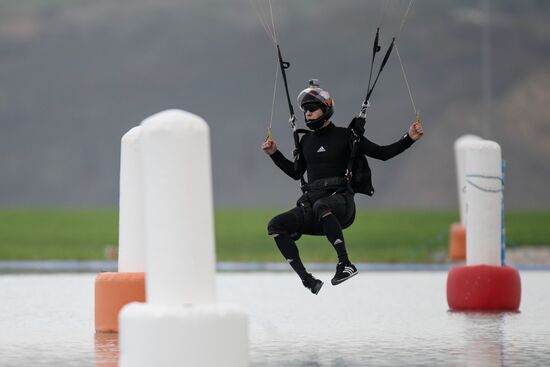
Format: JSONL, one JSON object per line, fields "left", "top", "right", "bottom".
{"left": 345, "top": 169, "right": 353, "bottom": 181}
{"left": 358, "top": 101, "right": 370, "bottom": 118}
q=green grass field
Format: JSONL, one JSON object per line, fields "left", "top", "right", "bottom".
{"left": 0, "top": 209, "right": 548, "bottom": 262}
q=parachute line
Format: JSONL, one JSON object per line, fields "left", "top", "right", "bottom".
{"left": 269, "top": 57, "right": 279, "bottom": 131}
{"left": 251, "top": 0, "right": 277, "bottom": 46}
{"left": 395, "top": 44, "right": 417, "bottom": 114}
{"left": 268, "top": 0, "right": 278, "bottom": 44}
{"left": 359, "top": 0, "right": 416, "bottom": 117}
{"left": 396, "top": 0, "right": 414, "bottom": 39}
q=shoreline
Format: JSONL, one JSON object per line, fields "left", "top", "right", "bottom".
{"left": 1, "top": 260, "right": 549, "bottom": 273}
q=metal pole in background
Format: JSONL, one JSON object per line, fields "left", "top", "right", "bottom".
{"left": 482, "top": 0, "right": 492, "bottom": 138}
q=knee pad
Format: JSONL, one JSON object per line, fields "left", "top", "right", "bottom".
{"left": 267, "top": 211, "right": 300, "bottom": 236}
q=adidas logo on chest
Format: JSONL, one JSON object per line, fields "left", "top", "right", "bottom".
{"left": 317, "top": 146, "right": 326, "bottom": 153}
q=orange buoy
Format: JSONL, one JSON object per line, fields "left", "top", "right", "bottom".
{"left": 95, "top": 272, "right": 145, "bottom": 333}
{"left": 449, "top": 222, "right": 466, "bottom": 260}
{"left": 447, "top": 265, "right": 521, "bottom": 311}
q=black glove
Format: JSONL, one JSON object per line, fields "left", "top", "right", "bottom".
{"left": 348, "top": 117, "right": 366, "bottom": 137}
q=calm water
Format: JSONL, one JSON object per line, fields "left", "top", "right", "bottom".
{"left": 1, "top": 271, "right": 549, "bottom": 366}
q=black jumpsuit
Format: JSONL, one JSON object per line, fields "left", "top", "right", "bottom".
{"left": 267, "top": 122, "right": 414, "bottom": 238}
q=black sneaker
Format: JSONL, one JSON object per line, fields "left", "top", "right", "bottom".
{"left": 331, "top": 262, "right": 358, "bottom": 285}
{"left": 302, "top": 273, "right": 323, "bottom": 295}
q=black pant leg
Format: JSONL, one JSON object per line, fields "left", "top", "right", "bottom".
{"left": 267, "top": 207, "right": 312, "bottom": 279}
{"left": 312, "top": 193, "right": 355, "bottom": 263}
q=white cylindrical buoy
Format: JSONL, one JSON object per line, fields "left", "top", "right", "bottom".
{"left": 118, "top": 126, "right": 146, "bottom": 272}
{"left": 120, "top": 302, "right": 249, "bottom": 367}
{"left": 449, "top": 134, "right": 482, "bottom": 260}
{"left": 140, "top": 109, "right": 216, "bottom": 306}
{"left": 95, "top": 126, "right": 147, "bottom": 333}
{"left": 454, "top": 135, "right": 482, "bottom": 224}
{"left": 465, "top": 140, "right": 502, "bottom": 266}
{"left": 119, "top": 109, "right": 249, "bottom": 366}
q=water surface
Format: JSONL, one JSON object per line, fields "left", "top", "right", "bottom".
{"left": 1, "top": 272, "right": 549, "bottom": 366}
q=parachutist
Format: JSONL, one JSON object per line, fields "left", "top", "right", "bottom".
{"left": 261, "top": 81, "right": 423, "bottom": 294}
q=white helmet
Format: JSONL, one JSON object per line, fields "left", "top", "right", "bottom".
{"left": 297, "top": 79, "right": 334, "bottom": 130}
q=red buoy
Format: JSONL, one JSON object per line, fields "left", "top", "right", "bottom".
{"left": 447, "top": 265, "right": 521, "bottom": 311}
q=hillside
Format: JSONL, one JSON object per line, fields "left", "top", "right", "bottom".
{"left": 0, "top": 0, "right": 549, "bottom": 209}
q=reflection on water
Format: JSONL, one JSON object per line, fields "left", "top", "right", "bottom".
{"left": 1, "top": 272, "right": 549, "bottom": 366}
{"left": 450, "top": 312, "right": 507, "bottom": 367}
{"left": 94, "top": 332, "right": 118, "bottom": 367}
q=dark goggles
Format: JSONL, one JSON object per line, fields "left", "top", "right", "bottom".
{"left": 302, "top": 103, "right": 324, "bottom": 113}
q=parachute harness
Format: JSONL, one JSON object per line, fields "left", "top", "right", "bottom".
{"left": 253, "top": 0, "right": 419, "bottom": 191}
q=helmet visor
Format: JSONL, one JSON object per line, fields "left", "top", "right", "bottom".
{"left": 302, "top": 103, "right": 323, "bottom": 113}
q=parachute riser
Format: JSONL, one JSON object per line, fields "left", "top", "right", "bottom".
{"left": 358, "top": 0, "right": 414, "bottom": 118}
{"left": 276, "top": 44, "right": 307, "bottom": 189}
{"left": 276, "top": 44, "right": 296, "bottom": 123}
{"left": 359, "top": 36, "right": 395, "bottom": 117}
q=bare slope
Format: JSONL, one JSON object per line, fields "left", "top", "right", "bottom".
{"left": 0, "top": 0, "right": 549, "bottom": 208}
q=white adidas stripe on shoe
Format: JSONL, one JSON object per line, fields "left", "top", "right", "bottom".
{"left": 331, "top": 263, "right": 358, "bottom": 285}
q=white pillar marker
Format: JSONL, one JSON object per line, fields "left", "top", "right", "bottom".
{"left": 465, "top": 140, "right": 503, "bottom": 266}
{"left": 454, "top": 134, "right": 482, "bottom": 225}
{"left": 118, "top": 126, "right": 146, "bottom": 272}
{"left": 119, "top": 110, "right": 249, "bottom": 367}
{"left": 140, "top": 109, "right": 216, "bottom": 305}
